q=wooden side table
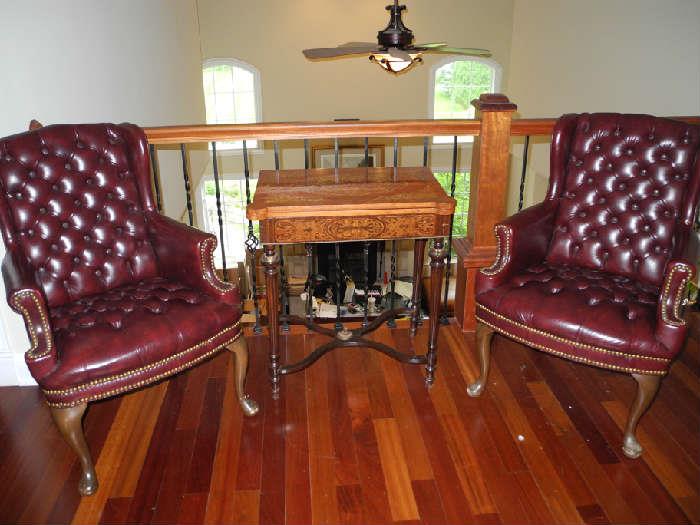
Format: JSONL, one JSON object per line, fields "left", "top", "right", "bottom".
{"left": 247, "top": 166, "right": 456, "bottom": 396}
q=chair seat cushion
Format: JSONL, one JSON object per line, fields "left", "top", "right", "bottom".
{"left": 40, "top": 277, "right": 241, "bottom": 406}
{"left": 476, "top": 263, "right": 672, "bottom": 374}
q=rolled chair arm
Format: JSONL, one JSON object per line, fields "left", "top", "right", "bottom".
{"left": 476, "top": 201, "right": 558, "bottom": 294}
{"left": 1, "top": 245, "right": 57, "bottom": 379}
{"left": 147, "top": 213, "right": 241, "bottom": 306}
{"left": 655, "top": 259, "right": 696, "bottom": 357}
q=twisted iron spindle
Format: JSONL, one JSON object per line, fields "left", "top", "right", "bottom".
{"left": 243, "top": 139, "right": 261, "bottom": 333}
{"left": 210, "top": 141, "right": 228, "bottom": 282}
{"left": 179, "top": 144, "right": 194, "bottom": 226}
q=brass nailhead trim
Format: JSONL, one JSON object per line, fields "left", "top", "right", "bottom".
{"left": 43, "top": 321, "right": 240, "bottom": 396}
{"left": 200, "top": 237, "right": 235, "bottom": 293}
{"left": 476, "top": 315, "right": 666, "bottom": 376}
{"left": 660, "top": 263, "right": 691, "bottom": 327}
{"left": 480, "top": 224, "right": 511, "bottom": 276}
{"left": 476, "top": 303, "right": 670, "bottom": 363}
{"left": 11, "top": 290, "right": 52, "bottom": 360}
{"left": 45, "top": 332, "right": 242, "bottom": 408}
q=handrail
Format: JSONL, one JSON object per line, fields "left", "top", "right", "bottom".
{"left": 144, "top": 116, "right": 700, "bottom": 144}
{"left": 144, "top": 119, "right": 482, "bottom": 144}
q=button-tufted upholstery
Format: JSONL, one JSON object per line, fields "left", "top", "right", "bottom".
{"left": 470, "top": 113, "right": 700, "bottom": 460}
{"left": 0, "top": 123, "right": 244, "bottom": 406}
{"left": 476, "top": 114, "right": 700, "bottom": 375}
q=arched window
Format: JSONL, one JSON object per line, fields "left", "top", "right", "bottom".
{"left": 430, "top": 57, "right": 501, "bottom": 143}
{"left": 202, "top": 58, "right": 262, "bottom": 149}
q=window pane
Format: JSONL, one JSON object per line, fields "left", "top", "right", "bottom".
{"left": 234, "top": 92, "right": 256, "bottom": 123}
{"left": 215, "top": 95, "right": 235, "bottom": 123}
{"left": 233, "top": 68, "right": 254, "bottom": 92}
{"left": 213, "top": 65, "right": 233, "bottom": 92}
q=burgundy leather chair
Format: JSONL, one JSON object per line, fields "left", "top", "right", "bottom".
{"left": 0, "top": 123, "right": 259, "bottom": 496}
{"left": 470, "top": 113, "right": 700, "bottom": 459}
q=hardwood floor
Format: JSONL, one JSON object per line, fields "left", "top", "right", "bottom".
{"left": 1, "top": 321, "right": 698, "bottom": 524}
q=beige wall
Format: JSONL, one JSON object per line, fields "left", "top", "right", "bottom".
{"left": 507, "top": 0, "right": 700, "bottom": 213}
{"left": 0, "top": 0, "right": 205, "bottom": 385}
{"left": 197, "top": 0, "right": 514, "bottom": 122}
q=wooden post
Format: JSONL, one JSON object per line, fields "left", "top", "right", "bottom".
{"left": 454, "top": 94, "right": 517, "bottom": 332}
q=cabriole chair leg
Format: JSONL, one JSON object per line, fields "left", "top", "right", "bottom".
{"left": 228, "top": 336, "right": 260, "bottom": 417}
{"left": 622, "top": 373, "right": 661, "bottom": 459}
{"left": 50, "top": 402, "right": 98, "bottom": 496}
{"left": 467, "top": 322, "right": 495, "bottom": 397}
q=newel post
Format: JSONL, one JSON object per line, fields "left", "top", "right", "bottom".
{"left": 454, "top": 94, "right": 517, "bottom": 331}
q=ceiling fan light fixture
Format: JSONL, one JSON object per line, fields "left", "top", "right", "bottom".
{"left": 369, "top": 52, "right": 422, "bottom": 74}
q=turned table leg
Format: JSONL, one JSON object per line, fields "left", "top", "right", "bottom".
{"left": 262, "top": 245, "right": 281, "bottom": 398}
{"left": 426, "top": 238, "right": 447, "bottom": 385}
{"left": 410, "top": 239, "right": 427, "bottom": 337}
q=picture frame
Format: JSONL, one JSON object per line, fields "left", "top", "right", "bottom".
{"left": 311, "top": 142, "right": 385, "bottom": 169}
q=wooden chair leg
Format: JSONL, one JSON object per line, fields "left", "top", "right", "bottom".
{"left": 467, "top": 322, "right": 495, "bottom": 397}
{"left": 227, "top": 336, "right": 260, "bottom": 417}
{"left": 50, "top": 402, "right": 98, "bottom": 496}
{"left": 622, "top": 373, "right": 661, "bottom": 459}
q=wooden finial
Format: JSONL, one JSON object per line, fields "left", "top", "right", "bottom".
{"left": 28, "top": 119, "right": 43, "bottom": 131}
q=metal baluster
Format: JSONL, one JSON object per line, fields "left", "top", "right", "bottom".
{"left": 243, "top": 140, "right": 262, "bottom": 334}
{"left": 305, "top": 243, "right": 314, "bottom": 321}
{"left": 388, "top": 137, "right": 399, "bottom": 328}
{"left": 363, "top": 241, "right": 370, "bottom": 328}
{"left": 335, "top": 243, "right": 342, "bottom": 331}
{"left": 518, "top": 135, "right": 531, "bottom": 211}
{"left": 440, "top": 135, "right": 458, "bottom": 324}
{"left": 273, "top": 140, "right": 289, "bottom": 332}
{"left": 179, "top": 144, "right": 194, "bottom": 226}
{"left": 304, "top": 139, "right": 310, "bottom": 169}
{"left": 364, "top": 137, "right": 369, "bottom": 167}
{"left": 388, "top": 242, "right": 397, "bottom": 328}
{"left": 211, "top": 141, "right": 228, "bottom": 281}
{"left": 334, "top": 137, "right": 342, "bottom": 330}
{"left": 423, "top": 136, "right": 429, "bottom": 167}
{"left": 334, "top": 137, "right": 340, "bottom": 170}
{"left": 393, "top": 137, "right": 399, "bottom": 168}
{"left": 148, "top": 144, "right": 163, "bottom": 212}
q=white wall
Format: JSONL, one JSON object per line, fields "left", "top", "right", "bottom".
{"left": 507, "top": 0, "right": 700, "bottom": 212}
{"left": 0, "top": 0, "right": 205, "bottom": 385}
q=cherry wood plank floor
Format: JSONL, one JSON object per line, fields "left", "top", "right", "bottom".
{"left": 1, "top": 320, "right": 699, "bottom": 524}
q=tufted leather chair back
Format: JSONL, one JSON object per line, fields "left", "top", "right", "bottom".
{"left": 545, "top": 113, "right": 700, "bottom": 287}
{"left": 0, "top": 124, "right": 160, "bottom": 307}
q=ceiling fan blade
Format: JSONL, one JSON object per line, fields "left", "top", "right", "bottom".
{"left": 303, "top": 46, "right": 381, "bottom": 59}
{"left": 339, "top": 42, "right": 379, "bottom": 49}
{"left": 387, "top": 47, "right": 413, "bottom": 61}
{"left": 413, "top": 42, "right": 447, "bottom": 49}
{"left": 423, "top": 47, "right": 492, "bottom": 57}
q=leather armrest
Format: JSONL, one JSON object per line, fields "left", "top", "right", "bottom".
{"left": 1, "top": 245, "right": 57, "bottom": 379}
{"left": 147, "top": 213, "right": 241, "bottom": 306}
{"left": 476, "top": 201, "right": 558, "bottom": 294}
{"left": 655, "top": 227, "right": 699, "bottom": 354}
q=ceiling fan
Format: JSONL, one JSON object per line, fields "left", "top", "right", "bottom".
{"left": 303, "top": 0, "right": 491, "bottom": 74}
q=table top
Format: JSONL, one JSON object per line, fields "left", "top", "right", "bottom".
{"left": 247, "top": 166, "right": 456, "bottom": 221}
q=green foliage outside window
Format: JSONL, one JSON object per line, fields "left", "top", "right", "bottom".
{"left": 434, "top": 60, "right": 493, "bottom": 118}
{"left": 433, "top": 172, "right": 469, "bottom": 237}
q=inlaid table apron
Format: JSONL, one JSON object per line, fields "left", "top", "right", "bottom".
{"left": 247, "top": 166, "right": 456, "bottom": 395}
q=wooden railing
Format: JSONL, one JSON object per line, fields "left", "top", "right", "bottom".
{"left": 142, "top": 96, "right": 700, "bottom": 331}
